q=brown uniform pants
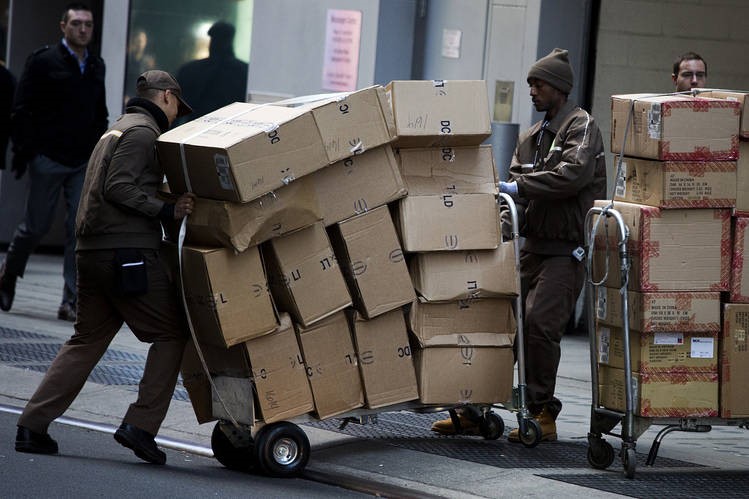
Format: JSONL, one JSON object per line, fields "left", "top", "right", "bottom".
{"left": 520, "top": 251, "right": 584, "bottom": 419}
{"left": 18, "top": 248, "right": 188, "bottom": 436}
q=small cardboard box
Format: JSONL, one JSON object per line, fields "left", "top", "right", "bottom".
{"left": 596, "top": 324, "right": 718, "bottom": 372}
{"left": 329, "top": 206, "right": 414, "bottom": 319}
{"left": 720, "top": 303, "right": 749, "bottom": 418}
{"left": 598, "top": 364, "right": 718, "bottom": 418}
{"left": 735, "top": 141, "right": 749, "bottom": 215}
{"left": 296, "top": 311, "right": 364, "bottom": 419}
{"left": 595, "top": 287, "right": 721, "bottom": 332}
{"left": 613, "top": 156, "right": 736, "bottom": 209}
{"left": 408, "top": 298, "right": 517, "bottom": 338}
{"left": 263, "top": 222, "right": 352, "bottom": 327}
{"left": 386, "top": 80, "right": 491, "bottom": 147}
{"left": 161, "top": 181, "right": 321, "bottom": 253}
{"left": 349, "top": 309, "right": 419, "bottom": 409}
{"left": 307, "top": 144, "right": 407, "bottom": 226}
{"left": 611, "top": 93, "right": 740, "bottom": 161}
{"left": 157, "top": 102, "right": 329, "bottom": 203}
{"left": 244, "top": 315, "right": 314, "bottom": 423}
{"left": 592, "top": 200, "right": 731, "bottom": 291}
{"left": 731, "top": 216, "right": 749, "bottom": 302}
{"left": 698, "top": 89, "right": 749, "bottom": 138}
{"left": 409, "top": 241, "right": 519, "bottom": 301}
{"left": 180, "top": 244, "right": 278, "bottom": 348}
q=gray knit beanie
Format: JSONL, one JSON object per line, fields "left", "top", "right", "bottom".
{"left": 527, "top": 48, "right": 574, "bottom": 94}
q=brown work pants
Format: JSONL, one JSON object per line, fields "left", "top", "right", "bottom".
{"left": 19, "top": 248, "right": 188, "bottom": 436}
{"left": 519, "top": 251, "right": 584, "bottom": 419}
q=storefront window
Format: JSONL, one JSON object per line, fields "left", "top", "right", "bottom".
{"left": 125, "top": 0, "right": 252, "bottom": 124}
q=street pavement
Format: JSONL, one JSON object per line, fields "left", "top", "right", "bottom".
{"left": 2, "top": 252, "right": 749, "bottom": 498}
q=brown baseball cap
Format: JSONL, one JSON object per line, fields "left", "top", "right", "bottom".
{"left": 136, "top": 70, "right": 193, "bottom": 118}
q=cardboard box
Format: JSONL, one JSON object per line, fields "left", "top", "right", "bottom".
{"left": 735, "top": 141, "right": 749, "bottom": 214}
{"left": 386, "top": 80, "right": 492, "bottom": 147}
{"left": 307, "top": 144, "right": 406, "bottom": 226}
{"left": 157, "top": 102, "right": 329, "bottom": 203}
{"left": 329, "top": 206, "right": 414, "bottom": 319}
{"left": 592, "top": 200, "right": 731, "bottom": 291}
{"left": 161, "top": 181, "right": 321, "bottom": 253}
{"left": 721, "top": 304, "right": 749, "bottom": 417}
{"left": 596, "top": 324, "right": 718, "bottom": 372}
{"left": 244, "top": 315, "right": 314, "bottom": 423}
{"left": 349, "top": 309, "right": 419, "bottom": 409}
{"left": 180, "top": 244, "right": 278, "bottom": 348}
{"left": 397, "top": 145, "right": 498, "bottom": 193}
{"left": 299, "top": 85, "right": 396, "bottom": 161}
{"left": 598, "top": 364, "right": 718, "bottom": 418}
{"left": 731, "top": 216, "right": 749, "bottom": 302}
{"left": 613, "top": 156, "right": 736, "bottom": 208}
{"left": 408, "top": 298, "right": 517, "bottom": 338}
{"left": 296, "top": 311, "right": 364, "bottom": 419}
{"left": 698, "top": 89, "right": 749, "bottom": 138}
{"left": 263, "top": 222, "right": 352, "bottom": 326}
{"left": 611, "top": 93, "right": 740, "bottom": 161}
{"left": 409, "top": 241, "right": 519, "bottom": 301}
{"left": 595, "top": 287, "right": 721, "bottom": 332}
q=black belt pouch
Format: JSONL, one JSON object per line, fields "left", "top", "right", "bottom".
{"left": 114, "top": 249, "right": 148, "bottom": 296}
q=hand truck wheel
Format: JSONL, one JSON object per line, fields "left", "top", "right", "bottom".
{"left": 479, "top": 412, "right": 505, "bottom": 440}
{"left": 519, "top": 418, "right": 542, "bottom": 448}
{"left": 210, "top": 421, "right": 255, "bottom": 471}
{"left": 254, "top": 421, "right": 310, "bottom": 478}
{"left": 587, "top": 438, "right": 615, "bottom": 470}
{"left": 622, "top": 446, "right": 637, "bottom": 479}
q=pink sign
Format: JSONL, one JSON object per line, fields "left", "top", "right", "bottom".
{"left": 322, "top": 9, "right": 362, "bottom": 92}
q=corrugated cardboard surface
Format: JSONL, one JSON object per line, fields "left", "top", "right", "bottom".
{"left": 397, "top": 145, "right": 498, "bottom": 195}
{"left": 296, "top": 312, "right": 364, "bottom": 419}
{"left": 592, "top": 200, "right": 731, "bottom": 291}
{"left": 698, "top": 89, "right": 749, "bottom": 138}
{"left": 330, "top": 206, "right": 414, "bottom": 319}
{"left": 721, "top": 304, "right": 749, "bottom": 417}
{"left": 180, "top": 244, "right": 278, "bottom": 348}
{"left": 596, "top": 287, "right": 721, "bottom": 332}
{"left": 158, "top": 102, "right": 329, "bottom": 202}
{"left": 307, "top": 144, "right": 406, "bottom": 226}
{"left": 244, "top": 317, "right": 314, "bottom": 423}
{"left": 611, "top": 94, "right": 740, "bottom": 161}
{"left": 410, "top": 241, "right": 519, "bottom": 301}
{"left": 408, "top": 298, "right": 516, "bottom": 340}
{"left": 263, "top": 222, "right": 352, "bottom": 327}
{"left": 386, "top": 80, "right": 491, "bottom": 147}
{"left": 598, "top": 364, "right": 718, "bottom": 417}
{"left": 735, "top": 141, "right": 749, "bottom": 214}
{"left": 350, "top": 309, "right": 419, "bottom": 409}
{"left": 613, "top": 156, "right": 736, "bottom": 208}
{"left": 731, "top": 216, "right": 749, "bottom": 302}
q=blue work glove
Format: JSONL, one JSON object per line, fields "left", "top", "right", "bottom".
{"left": 498, "top": 181, "right": 518, "bottom": 195}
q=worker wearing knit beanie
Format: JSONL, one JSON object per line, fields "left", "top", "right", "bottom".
{"left": 527, "top": 48, "right": 574, "bottom": 94}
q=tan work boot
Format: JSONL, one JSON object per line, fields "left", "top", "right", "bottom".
{"left": 507, "top": 407, "right": 558, "bottom": 443}
{"left": 431, "top": 412, "right": 481, "bottom": 436}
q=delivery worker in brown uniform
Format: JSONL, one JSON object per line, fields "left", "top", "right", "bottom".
{"left": 432, "top": 48, "right": 606, "bottom": 442}
{"left": 15, "top": 70, "right": 195, "bottom": 464}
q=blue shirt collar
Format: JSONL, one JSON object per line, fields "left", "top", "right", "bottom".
{"left": 61, "top": 38, "right": 88, "bottom": 74}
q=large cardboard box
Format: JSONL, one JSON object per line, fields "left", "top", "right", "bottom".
{"left": 180, "top": 244, "right": 278, "bottom": 348}
{"left": 263, "top": 222, "right": 352, "bottom": 326}
{"left": 730, "top": 216, "right": 749, "bottom": 302}
{"left": 386, "top": 80, "right": 492, "bottom": 147}
{"left": 736, "top": 141, "right": 749, "bottom": 214}
{"left": 349, "top": 309, "right": 419, "bottom": 409}
{"left": 596, "top": 287, "right": 721, "bottom": 332}
{"left": 611, "top": 94, "right": 740, "bottom": 161}
{"left": 592, "top": 200, "right": 731, "bottom": 291}
{"left": 161, "top": 181, "right": 321, "bottom": 253}
{"left": 408, "top": 298, "right": 517, "bottom": 338}
{"left": 299, "top": 85, "right": 396, "bottom": 161}
{"left": 409, "top": 241, "right": 519, "bottom": 301}
{"left": 296, "top": 312, "right": 364, "bottom": 419}
{"left": 596, "top": 324, "right": 718, "bottom": 372}
{"left": 306, "top": 144, "right": 407, "bottom": 226}
{"left": 721, "top": 304, "right": 749, "bottom": 418}
{"left": 329, "top": 206, "right": 414, "bottom": 319}
{"left": 698, "top": 89, "right": 749, "bottom": 138}
{"left": 157, "top": 102, "right": 330, "bottom": 203}
{"left": 244, "top": 315, "right": 314, "bottom": 423}
{"left": 613, "top": 156, "right": 736, "bottom": 208}
{"left": 598, "top": 364, "right": 718, "bottom": 418}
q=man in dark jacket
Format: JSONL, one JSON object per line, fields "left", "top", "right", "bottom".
{"left": 14, "top": 70, "right": 195, "bottom": 466}
{"left": 0, "top": 2, "right": 108, "bottom": 321}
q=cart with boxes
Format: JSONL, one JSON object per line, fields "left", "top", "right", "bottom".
{"left": 586, "top": 90, "right": 749, "bottom": 478}
{"left": 158, "top": 81, "right": 541, "bottom": 477}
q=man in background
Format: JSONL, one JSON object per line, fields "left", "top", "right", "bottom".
{"left": 672, "top": 51, "right": 707, "bottom": 92}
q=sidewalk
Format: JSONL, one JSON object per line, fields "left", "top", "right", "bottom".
{"left": 2, "top": 252, "right": 749, "bottom": 498}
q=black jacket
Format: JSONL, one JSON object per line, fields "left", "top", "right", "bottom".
{"left": 11, "top": 41, "right": 108, "bottom": 167}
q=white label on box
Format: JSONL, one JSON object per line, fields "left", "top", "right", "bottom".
{"left": 598, "top": 326, "right": 610, "bottom": 363}
{"left": 653, "top": 332, "right": 684, "bottom": 345}
{"left": 441, "top": 29, "right": 462, "bottom": 59}
{"left": 648, "top": 103, "right": 661, "bottom": 139}
{"left": 214, "top": 154, "right": 234, "bottom": 191}
{"left": 614, "top": 160, "right": 627, "bottom": 197}
{"left": 596, "top": 287, "right": 607, "bottom": 320}
{"left": 691, "top": 337, "right": 714, "bottom": 359}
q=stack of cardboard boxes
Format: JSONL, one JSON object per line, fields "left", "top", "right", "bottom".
{"left": 593, "top": 91, "right": 747, "bottom": 418}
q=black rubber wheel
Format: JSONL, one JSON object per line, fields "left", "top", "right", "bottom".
{"left": 623, "top": 447, "right": 637, "bottom": 479}
{"left": 519, "top": 418, "right": 542, "bottom": 448}
{"left": 479, "top": 413, "right": 504, "bottom": 440}
{"left": 211, "top": 421, "right": 255, "bottom": 471}
{"left": 254, "top": 422, "right": 310, "bottom": 478}
{"left": 587, "top": 439, "right": 615, "bottom": 470}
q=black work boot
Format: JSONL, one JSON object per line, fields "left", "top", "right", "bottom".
{"left": 114, "top": 423, "right": 166, "bottom": 465}
{"left": 0, "top": 263, "right": 17, "bottom": 312}
{"left": 15, "top": 426, "right": 59, "bottom": 454}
